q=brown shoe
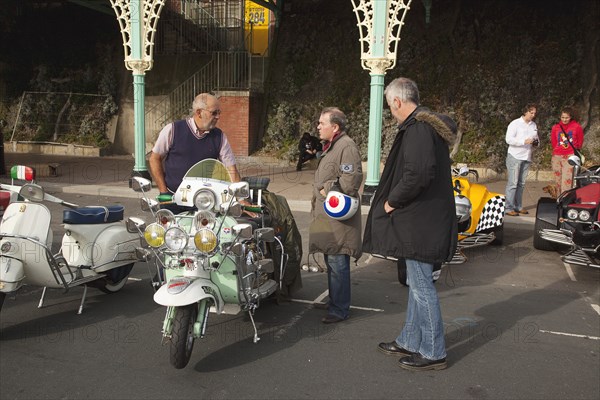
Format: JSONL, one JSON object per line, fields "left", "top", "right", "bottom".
{"left": 518, "top": 209, "right": 529, "bottom": 215}
{"left": 506, "top": 210, "right": 519, "bottom": 216}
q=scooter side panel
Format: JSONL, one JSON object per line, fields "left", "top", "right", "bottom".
{"left": 62, "top": 222, "right": 138, "bottom": 270}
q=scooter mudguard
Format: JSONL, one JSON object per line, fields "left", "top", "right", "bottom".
{"left": 0, "top": 257, "right": 24, "bottom": 292}
{"left": 154, "top": 278, "right": 224, "bottom": 313}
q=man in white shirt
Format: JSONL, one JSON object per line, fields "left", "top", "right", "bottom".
{"left": 504, "top": 104, "right": 539, "bottom": 216}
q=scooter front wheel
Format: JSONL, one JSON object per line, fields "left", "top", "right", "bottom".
{"left": 170, "top": 304, "right": 199, "bottom": 369}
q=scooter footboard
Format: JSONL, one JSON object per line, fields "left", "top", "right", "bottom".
{"left": 154, "top": 278, "right": 224, "bottom": 313}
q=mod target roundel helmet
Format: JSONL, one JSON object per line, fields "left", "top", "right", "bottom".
{"left": 324, "top": 190, "right": 359, "bottom": 220}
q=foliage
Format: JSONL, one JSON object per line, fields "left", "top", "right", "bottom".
{"left": 263, "top": 0, "right": 599, "bottom": 171}
{"left": 0, "top": 3, "right": 120, "bottom": 148}
{"left": 5, "top": 45, "right": 119, "bottom": 148}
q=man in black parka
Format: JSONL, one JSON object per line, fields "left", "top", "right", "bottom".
{"left": 363, "top": 77, "right": 457, "bottom": 371}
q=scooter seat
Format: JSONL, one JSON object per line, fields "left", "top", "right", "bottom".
{"left": 63, "top": 205, "right": 124, "bottom": 224}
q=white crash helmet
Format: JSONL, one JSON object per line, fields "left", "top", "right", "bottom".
{"left": 455, "top": 195, "right": 472, "bottom": 223}
{"left": 324, "top": 190, "right": 359, "bottom": 220}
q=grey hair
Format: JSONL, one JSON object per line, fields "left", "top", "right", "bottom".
{"left": 321, "top": 107, "right": 347, "bottom": 132}
{"left": 384, "top": 77, "right": 420, "bottom": 105}
{"left": 192, "top": 93, "right": 217, "bottom": 112}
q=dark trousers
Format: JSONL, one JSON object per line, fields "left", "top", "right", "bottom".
{"left": 297, "top": 152, "right": 316, "bottom": 170}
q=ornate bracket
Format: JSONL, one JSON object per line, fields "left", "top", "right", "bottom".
{"left": 110, "top": 0, "right": 166, "bottom": 74}
{"left": 352, "top": 0, "right": 413, "bottom": 73}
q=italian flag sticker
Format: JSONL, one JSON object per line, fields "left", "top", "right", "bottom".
{"left": 10, "top": 166, "right": 35, "bottom": 181}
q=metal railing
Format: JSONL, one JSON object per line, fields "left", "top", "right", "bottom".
{"left": 145, "top": 51, "right": 257, "bottom": 140}
{"left": 156, "top": 2, "right": 245, "bottom": 54}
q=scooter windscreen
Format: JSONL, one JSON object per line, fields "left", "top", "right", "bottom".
{"left": 172, "top": 159, "right": 234, "bottom": 210}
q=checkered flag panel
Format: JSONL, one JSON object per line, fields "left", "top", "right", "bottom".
{"left": 476, "top": 195, "right": 505, "bottom": 231}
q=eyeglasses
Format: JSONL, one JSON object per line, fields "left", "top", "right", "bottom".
{"left": 201, "top": 108, "right": 221, "bottom": 117}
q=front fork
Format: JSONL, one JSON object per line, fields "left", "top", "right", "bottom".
{"left": 162, "top": 300, "right": 211, "bottom": 340}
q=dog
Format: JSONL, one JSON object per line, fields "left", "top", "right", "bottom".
{"left": 542, "top": 184, "right": 559, "bottom": 199}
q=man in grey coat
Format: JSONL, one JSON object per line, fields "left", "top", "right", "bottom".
{"left": 309, "top": 107, "right": 363, "bottom": 324}
{"left": 363, "top": 78, "right": 457, "bottom": 371}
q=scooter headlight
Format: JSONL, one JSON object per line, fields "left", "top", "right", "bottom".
{"left": 566, "top": 209, "right": 579, "bottom": 220}
{"left": 194, "top": 211, "right": 216, "bottom": 230}
{"left": 194, "top": 228, "right": 218, "bottom": 255}
{"left": 164, "top": 226, "right": 188, "bottom": 252}
{"left": 156, "top": 209, "right": 175, "bottom": 228}
{"left": 578, "top": 210, "right": 591, "bottom": 221}
{"left": 144, "top": 223, "right": 166, "bottom": 248}
{"left": 194, "top": 189, "right": 216, "bottom": 211}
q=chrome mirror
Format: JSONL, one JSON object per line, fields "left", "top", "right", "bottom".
{"left": 228, "top": 181, "right": 250, "bottom": 199}
{"left": 132, "top": 176, "right": 152, "bottom": 193}
{"left": 567, "top": 155, "right": 581, "bottom": 167}
{"left": 19, "top": 183, "right": 45, "bottom": 202}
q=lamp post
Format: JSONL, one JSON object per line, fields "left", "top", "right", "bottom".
{"left": 110, "top": 0, "right": 165, "bottom": 184}
{"left": 352, "top": 0, "right": 412, "bottom": 204}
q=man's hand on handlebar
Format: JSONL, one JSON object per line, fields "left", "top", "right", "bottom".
{"left": 156, "top": 192, "right": 173, "bottom": 203}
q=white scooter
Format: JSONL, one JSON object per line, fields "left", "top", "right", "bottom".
{"left": 0, "top": 167, "right": 145, "bottom": 314}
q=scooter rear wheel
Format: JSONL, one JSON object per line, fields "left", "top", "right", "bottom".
{"left": 170, "top": 304, "right": 199, "bottom": 369}
{"left": 93, "top": 263, "right": 134, "bottom": 294}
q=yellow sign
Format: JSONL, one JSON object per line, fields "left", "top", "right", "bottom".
{"left": 245, "top": 6, "right": 267, "bottom": 27}
{"left": 244, "top": 0, "right": 270, "bottom": 55}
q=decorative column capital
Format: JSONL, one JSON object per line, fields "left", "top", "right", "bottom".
{"left": 125, "top": 60, "right": 151, "bottom": 75}
{"left": 363, "top": 59, "right": 395, "bottom": 75}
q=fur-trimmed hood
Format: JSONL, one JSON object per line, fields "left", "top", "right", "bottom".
{"left": 414, "top": 110, "right": 457, "bottom": 146}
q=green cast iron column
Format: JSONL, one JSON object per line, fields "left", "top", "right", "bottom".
{"left": 362, "top": 0, "right": 389, "bottom": 203}
{"left": 132, "top": 74, "right": 147, "bottom": 175}
{"left": 130, "top": 0, "right": 150, "bottom": 179}
{"left": 365, "top": 73, "right": 385, "bottom": 187}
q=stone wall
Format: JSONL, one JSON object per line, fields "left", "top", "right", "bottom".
{"left": 6, "top": 141, "right": 103, "bottom": 156}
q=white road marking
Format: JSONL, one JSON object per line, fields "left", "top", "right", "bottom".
{"left": 563, "top": 262, "right": 577, "bottom": 281}
{"left": 591, "top": 304, "right": 600, "bottom": 316}
{"left": 290, "top": 298, "right": 384, "bottom": 312}
{"left": 314, "top": 290, "right": 329, "bottom": 304}
{"left": 127, "top": 277, "right": 142, "bottom": 281}
{"left": 539, "top": 329, "right": 600, "bottom": 341}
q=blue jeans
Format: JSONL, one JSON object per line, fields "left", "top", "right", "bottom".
{"left": 505, "top": 153, "right": 531, "bottom": 213}
{"left": 396, "top": 259, "right": 446, "bottom": 360}
{"left": 324, "top": 254, "right": 351, "bottom": 319}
